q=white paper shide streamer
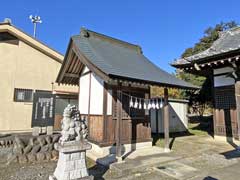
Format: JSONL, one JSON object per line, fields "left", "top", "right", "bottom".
{"left": 127, "top": 93, "right": 164, "bottom": 110}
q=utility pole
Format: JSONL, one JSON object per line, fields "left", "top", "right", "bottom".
{"left": 29, "top": 15, "right": 42, "bottom": 38}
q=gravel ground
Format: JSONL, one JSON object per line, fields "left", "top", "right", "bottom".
{"left": 1, "top": 135, "right": 240, "bottom": 180}
{"left": 0, "top": 147, "right": 56, "bottom": 180}
{"left": 0, "top": 147, "right": 108, "bottom": 180}
{"left": 0, "top": 158, "right": 108, "bottom": 180}
{"left": 0, "top": 160, "right": 57, "bottom": 180}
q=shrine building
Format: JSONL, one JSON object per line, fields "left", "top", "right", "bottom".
{"left": 57, "top": 28, "right": 197, "bottom": 159}
{"left": 172, "top": 27, "right": 240, "bottom": 142}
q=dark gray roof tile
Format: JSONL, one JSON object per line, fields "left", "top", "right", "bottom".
{"left": 173, "top": 26, "right": 240, "bottom": 66}
{"left": 72, "top": 28, "right": 197, "bottom": 89}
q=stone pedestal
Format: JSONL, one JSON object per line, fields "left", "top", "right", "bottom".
{"left": 32, "top": 127, "right": 40, "bottom": 136}
{"left": 47, "top": 126, "right": 53, "bottom": 135}
{"left": 50, "top": 140, "right": 93, "bottom": 180}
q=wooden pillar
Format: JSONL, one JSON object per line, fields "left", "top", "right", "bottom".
{"left": 156, "top": 109, "right": 159, "bottom": 133}
{"left": 116, "top": 85, "right": 122, "bottom": 160}
{"left": 164, "top": 88, "right": 170, "bottom": 151}
{"left": 103, "top": 83, "right": 108, "bottom": 141}
{"left": 235, "top": 81, "right": 240, "bottom": 140}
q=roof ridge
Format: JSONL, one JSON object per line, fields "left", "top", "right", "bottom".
{"left": 80, "top": 27, "right": 143, "bottom": 54}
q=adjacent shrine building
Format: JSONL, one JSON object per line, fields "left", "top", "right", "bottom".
{"left": 57, "top": 28, "right": 197, "bottom": 159}
{"left": 172, "top": 27, "right": 240, "bottom": 142}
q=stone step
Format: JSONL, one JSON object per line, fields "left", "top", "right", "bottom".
{"left": 110, "top": 154, "right": 181, "bottom": 178}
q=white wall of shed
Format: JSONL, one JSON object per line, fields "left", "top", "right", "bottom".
{"left": 151, "top": 102, "right": 188, "bottom": 133}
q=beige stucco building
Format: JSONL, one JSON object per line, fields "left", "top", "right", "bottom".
{"left": 0, "top": 20, "right": 78, "bottom": 133}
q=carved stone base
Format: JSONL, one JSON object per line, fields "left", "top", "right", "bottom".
{"left": 50, "top": 140, "right": 92, "bottom": 180}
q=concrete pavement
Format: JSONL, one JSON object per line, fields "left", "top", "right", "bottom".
{"left": 104, "top": 135, "right": 240, "bottom": 180}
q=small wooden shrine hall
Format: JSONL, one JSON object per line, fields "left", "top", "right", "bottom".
{"left": 172, "top": 27, "right": 240, "bottom": 141}
{"left": 57, "top": 28, "right": 197, "bottom": 158}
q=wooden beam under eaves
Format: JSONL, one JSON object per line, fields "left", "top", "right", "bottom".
{"left": 194, "top": 63, "right": 201, "bottom": 71}
{"left": 64, "top": 73, "right": 79, "bottom": 78}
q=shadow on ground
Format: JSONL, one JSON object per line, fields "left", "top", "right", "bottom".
{"left": 152, "top": 114, "right": 214, "bottom": 149}
{"left": 152, "top": 132, "right": 193, "bottom": 149}
{"left": 203, "top": 176, "right": 219, "bottom": 180}
{"left": 88, "top": 163, "right": 109, "bottom": 180}
{"left": 188, "top": 115, "right": 214, "bottom": 137}
{"left": 221, "top": 149, "right": 240, "bottom": 160}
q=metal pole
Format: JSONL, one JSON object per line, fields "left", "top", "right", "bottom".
{"left": 29, "top": 15, "right": 42, "bottom": 38}
{"left": 33, "top": 22, "right": 37, "bottom": 38}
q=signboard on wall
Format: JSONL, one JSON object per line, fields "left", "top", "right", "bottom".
{"left": 31, "top": 92, "right": 56, "bottom": 127}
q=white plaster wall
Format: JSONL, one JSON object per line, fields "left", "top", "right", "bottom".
{"left": 90, "top": 73, "right": 104, "bottom": 115}
{"left": 151, "top": 101, "right": 188, "bottom": 133}
{"left": 79, "top": 74, "right": 90, "bottom": 114}
{"left": 214, "top": 67, "right": 235, "bottom": 87}
{"left": 107, "top": 90, "right": 112, "bottom": 115}
{"left": 79, "top": 68, "right": 104, "bottom": 115}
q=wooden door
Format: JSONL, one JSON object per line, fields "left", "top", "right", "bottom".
{"left": 235, "top": 81, "right": 240, "bottom": 140}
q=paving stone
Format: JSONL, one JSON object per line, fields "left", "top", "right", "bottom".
{"left": 154, "top": 162, "right": 197, "bottom": 180}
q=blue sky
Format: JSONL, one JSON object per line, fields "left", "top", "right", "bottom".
{"left": 1, "top": 0, "right": 240, "bottom": 73}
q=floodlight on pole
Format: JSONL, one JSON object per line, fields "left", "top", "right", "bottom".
{"left": 29, "top": 15, "right": 42, "bottom": 38}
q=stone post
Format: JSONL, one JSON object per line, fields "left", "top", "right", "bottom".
{"left": 47, "top": 126, "right": 53, "bottom": 135}
{"left": 32, "top": 127, "right": 41, "bottom": 136}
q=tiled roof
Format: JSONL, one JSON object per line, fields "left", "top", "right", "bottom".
{"left": 70, "top": 28, "right": 198, "bottom": 89}
{"left": 172, "top": 27, "right": 240, "bottom": 66}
